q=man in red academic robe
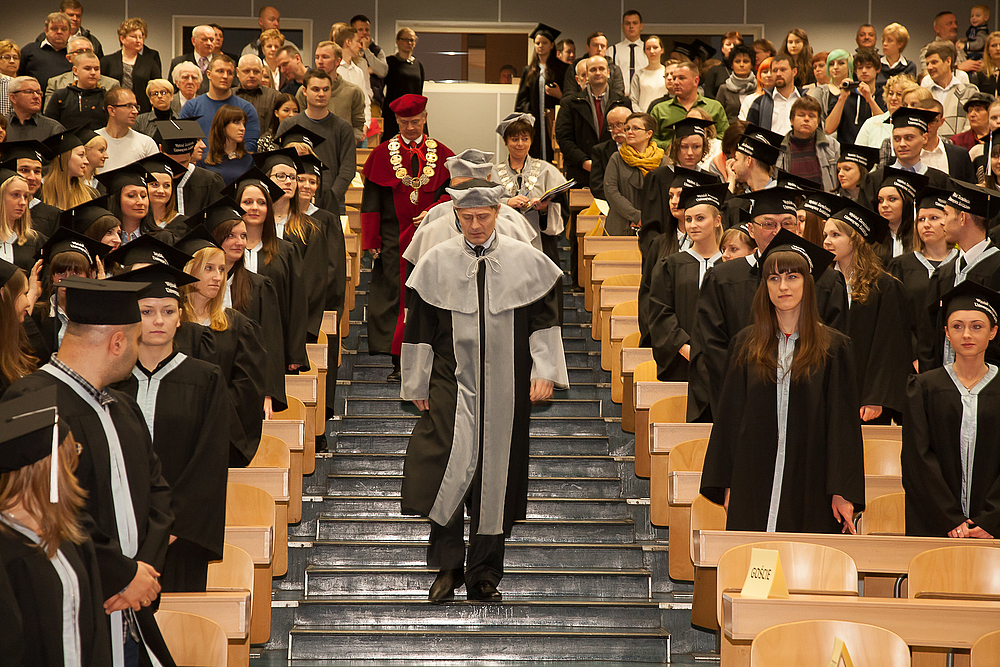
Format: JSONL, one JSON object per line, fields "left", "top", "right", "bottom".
{"left": 361, "top": 94, "right": 454, "bottom": 381}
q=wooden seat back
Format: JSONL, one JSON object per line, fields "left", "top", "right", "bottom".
{"left": 690, "top": 494, "right": 727, "bottom": 628}
{"left": 275, "top": 395, "right": 307, "bottom": 421}
{"left": 614, "top": 331, "right": 642, "bottom": 406}
{"left": 908, "top": 545, "right": 1000, "bottom": 599}
{"left": 207, "top": 543, "right": 255, "bottom": 595}
{"left": 861, "top": 492, "right": 905, "bottom": 535}
{"left": 750, "top": 619, "right": 910, "bottom": 666}
{"left": 667, "top": 438, "right": 709, "bottom": 477}
{"left": 602, "top": 273, "right": 642, "bottom": 288}
{"left": 226, "top": 483, "right": 275, "bottom": 531}
{"left": 593, "top": 248, "right": 642, "bottom": 264}
{"left": 717, "top": 541, "right": 859, "bottom": 627}
{"left": 610, "top": 299, "right": 639, "bottom": 319}
{"left": 864, "top": 439, "right": 902, "bottom": 476}
{"left": 648, "top": 394, "right": 687, "bottom": 424}
{"left": 154, "top": 609, "right": 229, "bottom": 667}
{"left": 249, "top": 435, "right": 291, "bottom": 469}
{"left": 971, "top": 628, "right": 1000, "bottom": 666}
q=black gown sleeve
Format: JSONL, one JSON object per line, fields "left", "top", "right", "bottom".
{"left": 816, "top": 267, "right": 850, "bottom": 334}
{"left": 126, "top": 398, "right": 175, "bottom": 574}
{"left": 823, "top": 333, "right": 867, "bottom": 512}
{"left": 690, "top": 267, "right": 729, "bottom": 417}
{"left": 295, "top": 224, "right": 330, "bottom": 338}
{"left": 230, "top": 313, "right": 269, "bottom": 463}
{"left": 700, "top": 330, "right": 748, "bottom": 505}
{"left": 647, "top": 255, "right": 691, "bottom": 379}
{"left": 858, "top": 276, "right": 911, "bottom": 412}
{"left": 917, "top": 268, "right": 946, "bottom": 372}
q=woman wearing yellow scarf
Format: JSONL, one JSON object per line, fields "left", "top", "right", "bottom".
{"left": 603, "top": 112, "right": 669, "bottom": 235}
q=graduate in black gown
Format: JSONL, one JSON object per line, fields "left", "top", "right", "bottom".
{"left": 887, "top": 187, "right": 958, "bottom": 363}
{"left": 903, "top": 280, "right": 1000, "bottom": 538}
{"left": 514, "top": 23, "right": 569, "bottom": 164}
{"left": 2, "top": 276, "right": 177, "bottom": 667}
{"left": 0, "top": 258, "right": 39, "bottom": 397}
{"left": 688, "top": 191, "right": 850, "bottom": 423}
{"left": 151, "top": 119, "right": 227, "bottom": 220}
{"left": 110, "top": 264, "right": 231, "bottom": 592}
{"left": 647, "top": 183, "right": 726, "bottom": 382}
{"left": 918, "top": 180, "right": 1000, "bottom": 371}
{"left": 176, "top": 224, "right": 270, "bottom": 465}
{"left": 0, "top": 169, "right": 47, "bottom": 272}
{"left": 253, "top": 149, "right": 329, "bottom": 341}
{"left": 0, "top": 141, "right": 61, "bottom": 239}
{"left": 225, "top": 167, "right": 310, "bottom": 371}
{"left": 637, "top": 167, "right": 720, "bottom": 346}
{"left": 0, "top": 388, "right": 112, "bottom": 667}
{"left": 822, "top": 201, "right": 911, "bottom": 422}
{"left": 24, "top": 227, "right": 111, "bottom": 362}
{"left": 296, "top": 152, "right": 347, "bottom": 329}
{"left": 700, "top": 236, "right": 866, "bottom": 533}
{"left": 205, "top": 198, "right": 289, "bottom": 413}
{"left": 872, "top": 167, "right": 926, "bottom": 265}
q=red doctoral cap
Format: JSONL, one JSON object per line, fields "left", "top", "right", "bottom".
{"left": 389, "top": 94, "right": 428, "bottom": 118}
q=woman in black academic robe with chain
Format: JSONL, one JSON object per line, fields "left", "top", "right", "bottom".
{"left": 903, "top": 281, "right": 1000, "bottom": 539}
{"left": 700, "top": 233, "right": 866, "bottom": 533}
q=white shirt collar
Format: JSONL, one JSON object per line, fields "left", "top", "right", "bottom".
{"left": 930, "top": 76, "right": 959, "bottom": 93}
{"left": 891, "top": 159, "right": 927, "bottom": 174}
{"left": 770, "top": 87, "right": 801, "bottom": 101}
{"left": 402, "top": 135, "right": 424, "bottom": 147}
{"left": 881, "top": 54, "right": 909, "bottom": 68}
{"left": 465, "top": 230, "right": 498, "bottom": 253}
{"left": 959, "top": 237, "right": 991, "bottom": 264}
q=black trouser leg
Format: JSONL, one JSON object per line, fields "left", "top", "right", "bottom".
{"left": 463, "top": 472, "right": 507, "bottom": 587}
{"left": 427, "top": 504, "right": 465, "bottom": 572}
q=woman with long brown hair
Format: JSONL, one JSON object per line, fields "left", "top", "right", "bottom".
{"left": 0, "top": 260, "right": 39, "bottom": 395}
{"left": 823, "top": 201, "right": 910, "bottom": 424}
{"left": 700, "top": 229, "right": 866, "bottom": 533}
{"left": 200, "top": 105, "right": 254, "bottom": 186}
{"left": 515, "top": 23, "right": 568, "bottom": 163}
{"left": 177, "top": 224, "right": 277, "bottom": 465}
{"left": 779, "top": 27, "right": 815, "bottom": 87}
{"left": 40, "top": 130, "right": 97, "bottom": 211}
{"left": 0, "top": 389, "right": 112, "bottom": 666}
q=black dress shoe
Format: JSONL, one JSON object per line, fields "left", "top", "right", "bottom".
{"left": 466, "top": 580, "right": 502, "bottom": 601}
{"left": 386, "top": 368, "right": 401, "bottom": 382}
{"left": 428, "top": 569, "right": 464, "bottom": 603}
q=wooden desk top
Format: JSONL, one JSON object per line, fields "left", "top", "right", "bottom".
{"left": 159, "top": 590, "right": 250, "bottom": 639}
{"left": 610, "top": 315, "right": 639, "bottom": 340}
{"left": 570, "top": 189, "right": 594, "bottom": 209}
{"left": 695, "top": 530, "right": 1000, "bottom": 574}
{"left": 650, "top": 423, "right": 900, "bottom": 455}
{"left": 262, "top": 420, "right": 304, "bottom": 452}
{"left": 669, "top": 472, "right": 902, "bottom": 506}
{"left": 224, "top": 525, "right": 274, "bottom": 565}
{"left": 285, "top": 375, "right": 318, "bottom": 405}
{"left": 228, "top": 467, "right": 290, "bottom": 503}
{"left": 583, "top": 236, "right": 639, "bottom": 258}
{"left": 635, "top": 381, "right": 688, "bottom": 409}
{"left": 724, "top": 592, "right": 1000, "bottom": 648}
{"left": 576, "top": 214, "right": 601, "bottom": 235}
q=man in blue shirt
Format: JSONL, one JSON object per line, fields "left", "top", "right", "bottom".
{"left": 179, "top": 54, "right": 260, "bottom": 152}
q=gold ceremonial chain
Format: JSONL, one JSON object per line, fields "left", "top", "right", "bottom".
{"left": 496, "top": 159, "right": 541, "bottom": 197}
{"left": 388, "top": 136, "right": 438, "bottom": 204}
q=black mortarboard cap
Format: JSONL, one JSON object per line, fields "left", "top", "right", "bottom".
{"left": 37, "top": 227, "right": 109, "bottom": 267}
{"left": 940, "top": 279, "right": 1000, "bottom": 326}
{"left": 58, "top": 195, "right": 116, "bottom": 236}
{"left": 222, "top": 166, "right": 285, "bottom": 202}
{"left": 671, "top": 41, "right": 693, "bottom": 58}
{"left": 670, "top": 166, "right": 721, "bottom": 189}
{"left": 60, "top": 275, "right": 147, "bottom": 325}
{"left": 744, "top": 188, "right": 799, "bottom": 217}
{"left": 529, "top": 23, "right": 561, "bottom": 42}
{"left": 43, "top": 129, "right": 84, "bottom": 156}
{"left": 295, "top": 152, "right": 324, "bottom": 181}
{"left": 890, "top": 106, "right": 938, "bottom": 132}
{"left": 105, "top": 234, "right": 193, "bottom": 270}
{"left": 0, "top": 258, "right": 19, "bottom": 289}
{"left": 758, "top": 228, "right": 835, "bottom": 281}
{"left": 75, "top": 127, "right": 100, "bottom": 146}
{"left": 153, "top": 119, "right": 204, "bottom": 155}
{"left": 0, "top": 168, "right": 18, "bottom": 186}
{"left": 736, "top": 134, "right": 781, "bottom": 166}
{"left": 743, "top": 123, "right": 784, "bottom": 147}
{"left": 690, "top": 39, "right": 716, "bottom": 61}
{"left": 0, "top": 140, "right": 49, "bottom": 168}
{"left": 252, "top": 147, "right": 299, "bottom": 175}
{"left": 0, "top": 387, "right": 69, "bottom": 481}
{"left": 274, "top": 124, "right": 326, "bottom": 152}
{"left": 830, "top": 201, "right": 890, "bottom": 243}
{"left": 670, "top": 117, "right": 714, "bottom": 140}
{"left": 195, "top": 197, "right": 246, "bottom": 235}
{"left": 776, "top": 170, "right": 822, "bottom": 192}
{"left": 946, "top": 179, "right": 1000, "bottom": 217}
{"left": 173, "top": 224, "right": 222, "bottom": 257}
{"left": 838, "top": 143, "right": 880, "bottom": 171}
{"left": 139, "top": 153, "right": 185, "bottom": 179}
{"left": 109, "top": 263, "right": 198, "bottom": 301}
{"left": 801, "top": 191, "right": 853, "bottom": 219}
{"left": 878, "top": 166, "right": 928, "bottom": 200}
{"left": 917, "top": 186, "right": 952, "bottom": 211}
{"left": 94, "top": 161, "right": 153, "bottom": 193}
{"left": 679, "top": 182, "right": 729, "bottom": 211}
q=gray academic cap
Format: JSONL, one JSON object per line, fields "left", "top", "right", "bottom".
{"left": 496, "top": 112, "right": 535, "bottom": 137}
{"left": 444, "top": 149, "right": 495, "bottom": 179}
{"left": 446, "top": 183, "right": 507, "bottom": 209}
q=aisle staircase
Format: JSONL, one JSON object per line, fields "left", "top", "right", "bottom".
{"left": 261, "top": 244, "right": 715, "bottom": 664}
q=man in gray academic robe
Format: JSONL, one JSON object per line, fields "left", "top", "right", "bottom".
{"left": 400, "top": 183, "right": 569, "bottom": 602}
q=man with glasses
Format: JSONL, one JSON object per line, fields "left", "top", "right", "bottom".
{"left": 180, "top": 54, "right": 260, "bottom": 152}
{"left": 6, "top": 76, "right": 65, "bottom": 143}
{"left": 687, "top": 187, "right": 849, "bottom": 422}
{"left": 588, "top": 105, "right": 630, "bottom": 200}
{"left": 43, "top": 36, "right": 116, "bottom": 105}
{"left": 96, "top": 86, "right": 158, "bottom": 172}
{"left": 18, "top": 12, "right": 73, "bottom": 91}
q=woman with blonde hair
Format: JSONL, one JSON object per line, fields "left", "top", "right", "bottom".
{"left": 877, "top": 23, "right": 917, "bottom": 91}
{"left": 972, "top": 31, "right": 1000, "bottom": 95}
{"left": 0, "top": 39, "right": 20, "bottom": 78}
{"left": 80, "top": 130, "right": 108, "bottom": 191}
{"left": 200, "top": 105, "right": 254, "bottom": 185}
{"left": 700, "top": 230, "right": 865, "bottom": 532}
{"left": 0, "top": 390, "right": 112, "bottom": 666}
{"left": 41, "top": 130, "right": 96, "bottom": 211}
{"left": 0, "top": 172, "right": 43, "bottom": 271}
{"left": 100, "top": 17, "right": 162, "bottom": 112}
{"left": 823, "top": 201, "right": 910, "bottom": 423}
{"left": 259, "top": 28, "right": 285, "bottom": 89}
{"left": 855, "top": 73, "right": 919, "bottom": 149}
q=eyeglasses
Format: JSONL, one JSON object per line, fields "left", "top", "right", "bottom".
{"left": 14, "top": 90, "right": 42, "bottom": 97}
{"left": 624, "top": 125, "right": 648, "bottom": 133}
{"left": 398, "top": 37, "right": 417, "bottom": 43}
{"left": 149, "top": 90, "right": 171, "bottom": 97}
{"left": 753, "top": 220, "right": 781, "bottom": 230}
{"left": 0, "top": 54, "right": 19, "bottom": 62}
{"left": 608, "top": 122, "right": 627, "bottom": 130}
{"left": 112, "top": 103, "right": 140, "bottom": 110}
{"left": 270, "top": 172, "right": 296, "bottom": 182}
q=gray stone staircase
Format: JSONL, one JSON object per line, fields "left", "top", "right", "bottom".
{"left": 257, "top": 246, "right": 716, "bottom": 665}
